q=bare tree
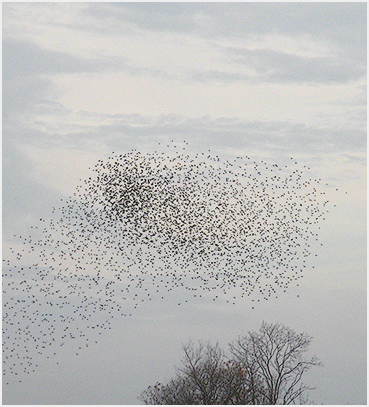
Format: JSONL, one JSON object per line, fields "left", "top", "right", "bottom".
{"left": 140, "top": 322, "right": 321, "bottom": 405}
{"left": 230, "top": 322, "right": 322, "bottom": 404}
{"left": 178, "top": 341, "right": 262, "bottom": 404}
{"left": 140, "top": 341, "right": 263, "bottom": 404}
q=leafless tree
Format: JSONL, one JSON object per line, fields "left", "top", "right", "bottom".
{"left": 230, "top": 322, "right": 322, "bottom": 404}
{"left": 178, "top": 341, "right": 263, "bottom": 404}
{"left": 140, "top": 341, "right": 263, "bottom": 404}
{"left": 139, "top": 322, "right": 321, "bottom": 405}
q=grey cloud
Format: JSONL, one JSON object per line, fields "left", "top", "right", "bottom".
{"left": 84, "top": 3, "right": 366, "bottom": 53}
{"left": 81, "top": 3, "right": 366, "bottom": 85}
{"left": 84, "top": 3, "right": 365, "bottom": 39}
{"left": 3, "top": 38, "right": 174, "bottom": 81}
{"left": 83, "top": 2, "right": 205, "bottom": 34}
{"left": 2, "top": 139, "right": 65, "bottom": 239}
{"left": 2, "top": 39, "right": 97, "bottom": 120}
{"left": 3, "top": 75, "right": 52, "bottom": 117}
{"left": 3, "top": 69, "right": 72, "bottom": 124}
{"left": 2, "top": 38, "right": 173, "bottom": 120}
{"left": 207, "top": 47, "right": 365, "bottom": 84}
{"left": 3, "top": 39, "right": 99, "bottom": 80}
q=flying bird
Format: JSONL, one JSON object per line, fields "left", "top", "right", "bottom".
{"left": 3, "top": 140, "right": 336, "bottom": 383}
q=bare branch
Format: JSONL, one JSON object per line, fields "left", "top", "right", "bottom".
{"left": 140, "top": 322, "right": 321, "bottom": 404}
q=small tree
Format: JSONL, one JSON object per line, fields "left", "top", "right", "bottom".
{"left": 139, "top": 322, "right": 321, "bottom": 404}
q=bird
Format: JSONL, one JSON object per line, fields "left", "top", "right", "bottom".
{"left": 3, "top": 139, "right": 337, "bottom": 382}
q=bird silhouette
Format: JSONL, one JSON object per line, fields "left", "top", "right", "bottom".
{"left": 3, "top": 140, "right": 337, "bottom": 383}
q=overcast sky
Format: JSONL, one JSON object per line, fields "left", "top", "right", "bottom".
{"left": 2, "top": 3, "right": 366, "bottom": 405}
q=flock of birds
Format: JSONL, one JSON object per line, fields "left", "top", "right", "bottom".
{"left": 3, "top": 140, "right": 335, "bottom": 383}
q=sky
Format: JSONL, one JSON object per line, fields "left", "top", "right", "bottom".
{"left": 2, "top": 2, "right": 367, "bottom": 405}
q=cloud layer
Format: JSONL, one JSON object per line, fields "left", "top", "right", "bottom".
{"left": 3, "top": 3, "right": 366, "bottom": 404}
